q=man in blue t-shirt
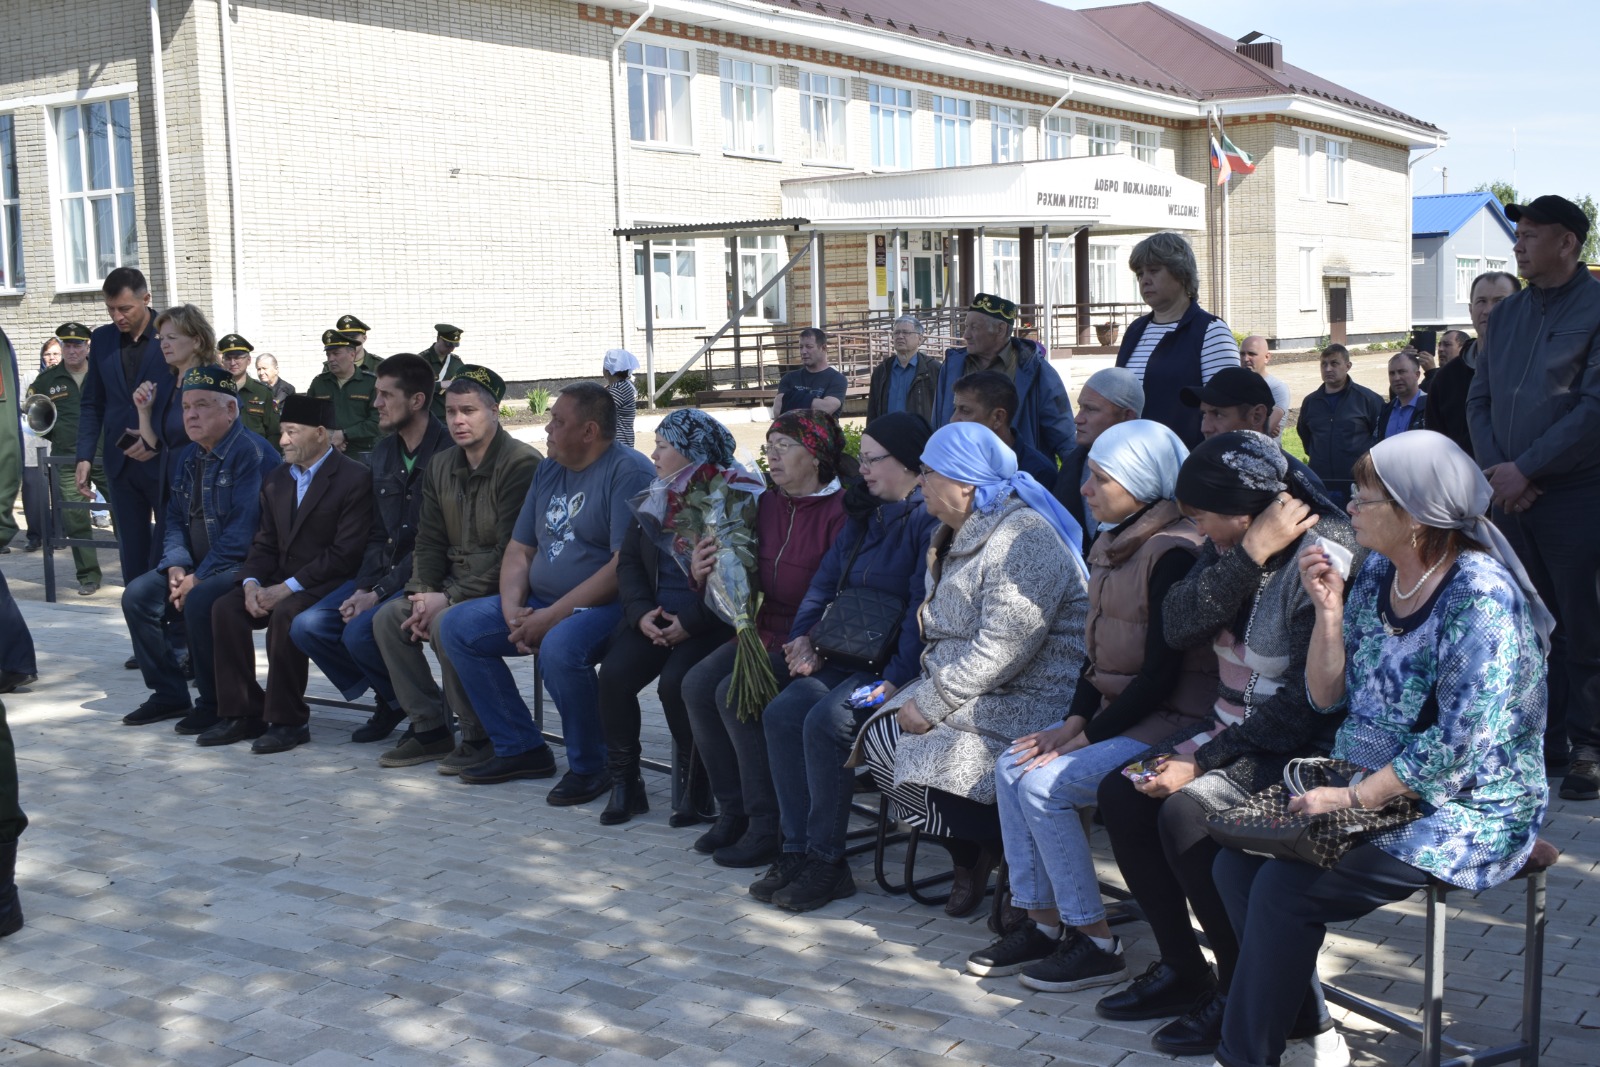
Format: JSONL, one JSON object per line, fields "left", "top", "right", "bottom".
{"left": 435, "top": 382, "right": 653, "bottom": 804}
{"left": 772, "top": 326, "right": 848, "bottom": 417}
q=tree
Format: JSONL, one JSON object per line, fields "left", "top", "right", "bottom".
{"left": 1475, "top": 181, "right": 1600, "bottom": 262}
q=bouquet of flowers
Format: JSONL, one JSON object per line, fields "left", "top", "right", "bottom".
{"left": 630, "top": 459, "right": 778, "bottom": 721}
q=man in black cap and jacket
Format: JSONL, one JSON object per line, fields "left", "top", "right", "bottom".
{"left": 1467, "top": 194, "right": 1600, "bottom": 800}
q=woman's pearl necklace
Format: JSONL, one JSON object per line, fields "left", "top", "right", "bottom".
{"left": 1392, "top": 552, "right": 1449, "bottom": 602}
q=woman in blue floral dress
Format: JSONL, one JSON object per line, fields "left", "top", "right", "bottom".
{"left": 1211, "top": 431, "right": 1552, "bottom": 1067}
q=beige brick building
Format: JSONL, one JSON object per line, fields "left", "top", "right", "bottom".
{"left": 0, "top": 0, "right": 1442, "bottom": 392}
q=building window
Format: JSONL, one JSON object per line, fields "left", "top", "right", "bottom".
{"left": 53, "top": 98, "right": 138, "bottom": 287}
{"left": 989, "top": 239, "right": 1019, "bottom": 300}
{"left": 1299, "top": 246, "right": 1318, "bottom": 310}
{"left": 798, "top": 72, "right": 847, "bottom": 163}
{"left": 1130, "top": 127, "right": 1160, "bottom": 164}
{"left": 1486, "top": 257, "right": 1508, "bottom": 274}
{"left": 931, "top": 96, "right": 972, "bottom": 168}
{"left": 1455, "top": 256, "right": 1481, "bottom": 304}
{"left": 719, "top": 58, "right": 775, "bottom": 155}
{"left": 1325, "top": 138, "right": 1348, "bottom": 201}
{"left": 1085, "top": 121, "right": 1118, "bottom": 156}
{"left": 1298, "top": 132, "right": 1316, "bottom": 198}
{"left": 734, "top": 235, "right": 786, "bottom": 321}
{"left": 634, "top": 240, "right": 698, "bottom": 325}
{"left": 868, "top": 83, "right": 913, "bottom": 169}
{"left": 1043, "top": 114, "right": 1072, "bottom": 159}
{"left": 625, "top": 43, "right": 693, "bottom": 146}
{"left": 1, "top": 115, "right": 21, "bottom": 291}
{"left": 992, "top": 105, "right": 1024, "bottom": 164}
{"left": 1046, "top": 239, "right": 1073, "bottom": 305}
{"left": 1090, "top": 244, "right": 1118, "bottom": 302}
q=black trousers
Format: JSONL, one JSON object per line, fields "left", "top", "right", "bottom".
{"left": 1213, "top": 845, "right": 1427, "bottom": 1067}
{"left": 1097, "top": 767, "right": 1237, "bottom": 987}
{"left": 596, "top": 622, "right": 729, "bottom": 762}
{"left": 0, "top": 693, "right": 24, "bottom": 843}
{"left": 0, "top": 570, "right": 35, "bottom": 678}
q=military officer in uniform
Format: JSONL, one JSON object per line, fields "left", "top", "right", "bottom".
{"left": 218, "top": 334, "right": 282, "bottom": 448}
{"left": 421, "top": 323, "right": 467, "bottom": 420}
{"left": 27, "top": 323, "right": 109, "bottom": 595}
{"left": 337, "top": 314, "right": 381, "bottom": 373}
{"left": 308, "top": 330, "right": 380, "bottom": 455}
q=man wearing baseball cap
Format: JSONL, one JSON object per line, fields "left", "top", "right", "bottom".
{"left": 1179, "top": 366, "right": 1325, "bottom": 493}
{"left": 1467, "top": 193, "right": 1600, "bottom": 800}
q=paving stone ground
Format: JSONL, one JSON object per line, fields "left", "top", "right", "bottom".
{"left": 2, "top": 347, "right": 1593, "bottom": 1067}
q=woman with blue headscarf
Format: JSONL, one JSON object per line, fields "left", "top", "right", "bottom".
{"left": 966, "top": 420, "right": 1220, "bottom": 991}
{"left": 848, "top": 422, "right": 1091, "bottom": 917}
{"left": 595, "top": 408, "right": 740, "bottom": 827}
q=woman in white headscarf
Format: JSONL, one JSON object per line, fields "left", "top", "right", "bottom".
{"left": 968, "top": 420, "right": 1221, "bottom": 994}
{"left": 1210, "top": 431, "right": 1551, "bottom": 1067}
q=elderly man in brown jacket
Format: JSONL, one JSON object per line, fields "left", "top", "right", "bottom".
{"left": 370, "top": 367, "right": 541, "bottom": 772}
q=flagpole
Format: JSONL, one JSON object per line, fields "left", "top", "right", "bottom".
{"left": 1217, "top": 108, "right": 1231, "bottom": 324}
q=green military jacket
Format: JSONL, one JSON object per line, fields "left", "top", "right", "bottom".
{"left": 406, "top": 425, "right": 542, "bottom": 603}
{"left": 421, "top": 346, "right": 467, "bottom": 420}
{"left": 307, "top": 367, "right": 380, "bottom": 453}
{"left": 236, "top": 374, "right": 282, "bottom": 447}
{"left": 26, "top": 364, "right": 88, "bottom": 452}
{"left": 359, "top": 351, "right": 381, "bottom": 374}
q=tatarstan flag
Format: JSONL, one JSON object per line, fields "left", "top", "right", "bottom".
{"left": 1211, "top": 128, "right": 1255, "bottom": 182}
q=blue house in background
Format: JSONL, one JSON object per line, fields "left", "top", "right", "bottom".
{"left": 1412, "top": 192, "right": 1517, "bottom": 328}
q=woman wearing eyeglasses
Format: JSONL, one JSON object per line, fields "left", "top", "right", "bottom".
{"left": 680, "top": 409, "right": 849, "bottom": 867}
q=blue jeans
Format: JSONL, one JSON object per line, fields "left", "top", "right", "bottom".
{"left": 121, "top": 566, "right": 237, "bottom": 712}
{"left": 434, "top": 594, "right": 619, "bottom": 775}
{"left": 995, "top": 733, "right": 1148, "bottom": 925}
{"left": 289, "top": 582, "right": 403, "bottom": 705}
{"left": 761, "top": 667, "right": 873, "bottom": 862}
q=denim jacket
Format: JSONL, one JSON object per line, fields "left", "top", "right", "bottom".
{"left": 159, "top": 418, "right": 282, "bottom": 579}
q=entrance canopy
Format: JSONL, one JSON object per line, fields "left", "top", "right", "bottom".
{"left": 781, "top": 154, "right": 1204, "bottom": 234}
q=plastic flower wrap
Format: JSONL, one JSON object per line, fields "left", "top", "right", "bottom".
{"left": 629, "top": 458, "right": 778, "bottom": 720}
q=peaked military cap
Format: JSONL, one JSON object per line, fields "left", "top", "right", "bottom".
{"left": 218, "top": 333, "right": 254, "bottom": 356}
{"left": 336, "top": 314, "right": 370, "bottom": 333}
{"left": 434, "top": 323, "right": 464, "bottom": 344}
{"left": 322, "top": 328, "right": 358, "bottom": 350}
{"left": 55, "top": 322, "right": 92, "bottom": 343}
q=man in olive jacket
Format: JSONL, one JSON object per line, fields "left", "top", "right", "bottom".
{"left": 371, "top": 366, "right": 541, "bottom": 772}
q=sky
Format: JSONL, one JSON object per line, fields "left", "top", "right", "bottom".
{"left": 1054, "top": 0, "right": 1599, "bottom": 201}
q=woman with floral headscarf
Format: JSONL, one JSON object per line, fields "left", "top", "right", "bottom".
{"left": 595, "top": 408, "right": 742, "bottom": 826}
{"left": 680, "top": 409, "right": 849, "bottom": 866}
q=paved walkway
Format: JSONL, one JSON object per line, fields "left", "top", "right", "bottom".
{"left": 2, "top": 555, "right": 1595, "bottom": 1067}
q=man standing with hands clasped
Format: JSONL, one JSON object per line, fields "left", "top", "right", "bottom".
{"left": 1467, "top": 194, "right": 1600, "bottom": 799}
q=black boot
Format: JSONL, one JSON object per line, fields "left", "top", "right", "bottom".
{"left": 600, "top": 757, "right": 649, "bottom": 826}
{"left": 669, "top": 743, "right": 716, "bottom": 828}
{"left": 0, "top": 840, "right": 22, "bottom": 938}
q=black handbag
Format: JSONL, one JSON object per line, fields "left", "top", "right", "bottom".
{"left": 1204, "top": 757, "right": 1422, "bottom": 869}
{"left": 808, "top": 523, "right": 908, "bottom": 674}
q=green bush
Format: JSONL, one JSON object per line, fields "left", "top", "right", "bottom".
{"left": 672, "top": 373, "right": 710, "bottom": 403}
{"left": 525, "top": 387, "right": 551, "bottom": 415}
{"left": 840, "top": 420, "right": 864, "bottom": 459}
{"left": 498, "top": 404, "right": 514, "bottom": 420}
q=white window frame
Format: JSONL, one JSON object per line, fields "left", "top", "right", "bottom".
{"left": 48, "top": 96, "right": 139, "bottom": 291}
{"left": 1486, "top": 257, "right": 1508, "bottom": 274}
{"left": 868, "top": 82, "right": 913, "bottom": 170}
{"left": 797, "top": 70, "right": 848, "bottom": 164}
{"left": 1128, "top": 124, "right": 1161, "bottom": 164}
{"left": 930, "top": 95, "right": 972, "bottom": 168}
{"left": 624, "top": 42, "right": 694, "bottom": 148}
{"left": 1297, "top": 131, "right": 1317, "bottom": 199}
{"left": 1454, "top": 256, "right": 1481, "bottom": 304}
{"left": 1325, "top": 136, "right": 1349, "bottom": 202}
{"left": 1084, "top": 119, "right": 1119, "bottom": 156}
{"left": 1090, "top": 243, "right": 1118, "bottom": 303}
{"left": 732, "top": 235, "right": 787, "bottom": 323}
{"left": 719, "top": 57, "right": 775, "bottom": 157}
{"left": 1043, "top": 113, "right": 1073, "bottom": 159}
{"left": 989, "top": 238, "right": 1020, "bottom": 300}
{"left": 1299, "top": 245, "right": 1319, "bottom": 311}
{"left": 991, "top": 104, "right": 1024, "bottom": 164}
{"left": 634, "top": 239, "right": 699, "bottom": 327}
{"left": 1046, "top": 238, "right": 1074, "bottom": 305}
{"left": 0, "top": 113, "right": 21, "bottom": 293}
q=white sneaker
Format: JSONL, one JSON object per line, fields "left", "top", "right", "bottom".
{"left": 1282, "top": 1027, "right": 1350, "bottom": 1067}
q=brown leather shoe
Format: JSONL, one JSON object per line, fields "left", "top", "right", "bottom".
{"left": 945, "top": 845, "right": 1000, "bottom": 917}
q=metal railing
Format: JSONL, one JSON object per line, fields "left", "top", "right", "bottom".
{"left": 39, "top": 450, "right": 120, "bottom": 604}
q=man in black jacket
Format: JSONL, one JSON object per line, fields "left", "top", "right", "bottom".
{"left": 1426, "top": 272, "right": 1520, "bottom": 458}
{"left": 1296, "top": 344, "right": 1383, "bottom": 506}
{"left": 866, "top": 315, "right": 941, "bottom": 423}
{"left": 289, "top": 355, "right": 449, "bottom": 743}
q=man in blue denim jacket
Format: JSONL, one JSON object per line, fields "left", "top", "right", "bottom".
{"left": 120, "top": 365, "right": 280, "bottom": 733}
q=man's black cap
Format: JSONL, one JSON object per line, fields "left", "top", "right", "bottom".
{"left": 1505, "top": 195, "right": 1591, "bottom": 244}
{"left": 1180, "top": 366, "right": 1276, "bottom": 410}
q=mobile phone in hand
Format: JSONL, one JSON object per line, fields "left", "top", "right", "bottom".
{"left": 115, "top": 430, "right": 143, "bottom": 452}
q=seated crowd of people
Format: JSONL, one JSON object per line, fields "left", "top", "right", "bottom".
{"left": 6, "top": 206, "right": 1586, "bottom": 1067}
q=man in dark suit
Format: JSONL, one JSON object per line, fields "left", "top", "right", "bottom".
{"left": 202, "top": 395, "right": 373, "bottom": 753}
{"left": 73, "top": 267, "right": 173, "bottom": 581}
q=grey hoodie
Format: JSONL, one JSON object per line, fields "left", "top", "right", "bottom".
{"left": 1467, "top": 264, "right": 1600, "bottom": 488}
